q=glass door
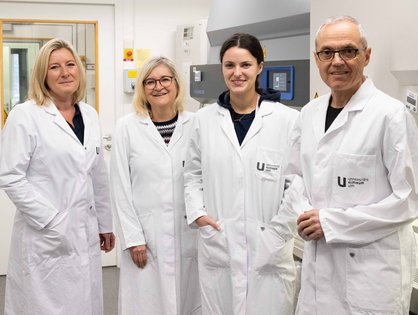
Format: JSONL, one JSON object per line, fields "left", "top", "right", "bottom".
{"left": 1, "top": 19, "right": 98, "bottom": 127}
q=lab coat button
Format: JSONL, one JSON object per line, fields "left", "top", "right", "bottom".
{"left": 90, "top": 206, "right": 93, "bottom": 210}
{"left": 260, "top": 226, "right": 265, "bottom": 231}
{"left": 349, "top": 252, "right": 355, "bottom": 258}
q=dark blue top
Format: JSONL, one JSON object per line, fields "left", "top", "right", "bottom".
{"left": 67, "top": 104, "right": 85, "bottom": 144}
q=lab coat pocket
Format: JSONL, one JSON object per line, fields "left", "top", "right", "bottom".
{"left": 180, "top": 212, "right": 198, "bottom": 258}
{"left": 85, "top": 137, "right": 102, "bottom": 169}
{"left": 198, "top": 222, "right": 230, "bottom": 268}
{"left": 139, "top": 213, "right": 157, "bottom": 260}
{"left": 28, "top": 209, "right": 74, "bottom": 266}
{"left": 87, "top": 205, "right": 100, "bottom": 251}
{"left": 255, "top": 148, "right": 282, "bottom": 182}
{"left": 254, "top": 225, "right": 295, "bottom": 278}
{"left": 346, "top": 248, "right": 400, "bottom": 312}
{"left": 92, "top": 140, "right": 102, "bottom": 166}
{"left": 332, "top": 153, "right": 376, "bottom": 205}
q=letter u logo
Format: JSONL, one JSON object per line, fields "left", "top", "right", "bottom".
{"left": 256, "top": 162, "right": 265, "bottom": 171}
{"left": 337, "top": 176, "right": 347, "bottom": 187}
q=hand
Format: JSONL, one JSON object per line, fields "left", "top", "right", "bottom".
{"left": 195, "top": 215, "right": 220, "bottom": 230}
{"left": 99, "top": 232, "right": 116, "bottom": 252}
{"left": 129, "top": 245, "right": 148, "bottom": 268}
{"left": 297, "top": 209, "right": 324, "bottom": 241}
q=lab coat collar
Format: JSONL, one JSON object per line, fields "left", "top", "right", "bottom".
{"left": 217, "top": 105, "right": 242, "bottom": 154}
{"left": 320, "top": 78, "right": 376, "bottom": 137}
{"left": 167, "top": 111, "right": 190, "bottom": 150}
{"left": 42, "top": 101, "right": 83, "bottom": 144}
{"left": 343, "top": 77, "right": 375, "bottom": 112}
{"left": 312, "top": 98, "right": 328, "bottom": 141}
{"left": 137, "top": 111, "right": 190, "bottom": 151}
{"left": 216, "top": 100, "right": 273, "bottom": 151}
{"left": 257, "top": 100, "right": 274, "bottom": 117}
{"left": 241, "top": 101, "right": 273, "bottom": 147}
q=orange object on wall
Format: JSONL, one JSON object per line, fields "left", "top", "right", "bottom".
{"left": 124, "top": 48, "right": 134, "bottom": 61}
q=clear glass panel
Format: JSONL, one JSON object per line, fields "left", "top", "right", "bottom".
{"left": 1, "top": 20, "right": 98, "bottom": 126}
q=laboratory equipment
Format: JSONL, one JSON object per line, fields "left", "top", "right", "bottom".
{"left": 259, "top": 65, "right": 295, "bottom": 101}
{"left": 190, "top": 60, "right": 309, "bottom": 107}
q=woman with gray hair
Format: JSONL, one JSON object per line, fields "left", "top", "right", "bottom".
{"left": 110, "top": 56, "right": 201, "bottom": 315}
{"left": 0, "top": 38, "right": 115, "bottom": 315}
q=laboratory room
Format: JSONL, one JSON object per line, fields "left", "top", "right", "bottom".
{"left": 0, "top": 0, "right": 417, "bottom": 314}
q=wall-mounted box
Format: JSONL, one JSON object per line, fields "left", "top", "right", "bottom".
{"left": 123, "top": 69, "right": 138, "bottom": 93}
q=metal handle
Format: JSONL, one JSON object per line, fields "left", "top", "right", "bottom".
{"left": 103, "top": 134, "right": 112, "bottom": 151}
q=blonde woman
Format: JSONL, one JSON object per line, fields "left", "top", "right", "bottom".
{"left": 0, "top": 38, "right": 115, "bottom": 315}
{"left": 110, "top": 56, "right": 201, "bottom": 315}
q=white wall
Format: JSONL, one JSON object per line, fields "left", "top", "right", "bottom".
{"left": 310, "top": 0, "right": 418, "bottom": 109}
{"left": 116, "top": 0, "right": 212, "bottom": 117}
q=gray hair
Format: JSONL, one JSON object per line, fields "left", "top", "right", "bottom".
{"left": 315, "top": 15, "right": 368, "bottom": 49}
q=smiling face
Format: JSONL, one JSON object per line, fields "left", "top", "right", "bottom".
{"left": 144, "top": 64, "right": 177, "bottom": 112}
{"left": 46, "top": 48, "right": 80, "bottom": 102}
{"left": 222, "top": 46, "right": 263, "bottom": 98}
{"left": 315, "top": 21, "right": 371, "bottom": 99}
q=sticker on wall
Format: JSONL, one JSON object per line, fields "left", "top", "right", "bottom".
{"left": 123, "top": 48, "right": 134, "bottom": 62}
{"left": 314, "top": 92, "right": 319, "bottom": 99}
{"left": 135, "top": 48, "right": 151, "bottom": 69}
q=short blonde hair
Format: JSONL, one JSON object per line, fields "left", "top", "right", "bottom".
{"left": 132, "top": 56, "right": 185, "bottom": 116}
{"left": 28, "top": 38, "right": 86, "bottom": 106}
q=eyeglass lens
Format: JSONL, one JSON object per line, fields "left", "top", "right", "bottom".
{"left": 144, "top": 76, "right": 173, "bottom": 88}
{"left": 318, "top": 48, "right": 358, "bottom": 61}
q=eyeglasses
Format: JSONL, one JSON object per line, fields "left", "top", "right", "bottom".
{"left": 143, "top": 76, "right": 174, "bottom": 89}
{"left": 316, "top": 48, "right": 361, "bottom": 62}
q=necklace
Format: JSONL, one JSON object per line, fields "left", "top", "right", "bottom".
{"left": 233, "top": 111, "right": 252, "bottom": 122}
{"left": 231, "top": 95, "right": 259, "bottom": 122}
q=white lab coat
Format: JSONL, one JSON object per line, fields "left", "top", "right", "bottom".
{"left": 184, "top": 100, "right": 299, "bottom": 315}
{"left": 110, "top": 111, "right": 201, "bottom": 315}
{"left": 0, "top": 100, "right": 113, "bottom": 315}
{"left": 284, "top": 78, "right": 418, "bottom": 315}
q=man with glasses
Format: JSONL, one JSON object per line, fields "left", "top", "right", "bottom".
{"left": 284, "top": 16, "right": 418, "bottom": 314}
